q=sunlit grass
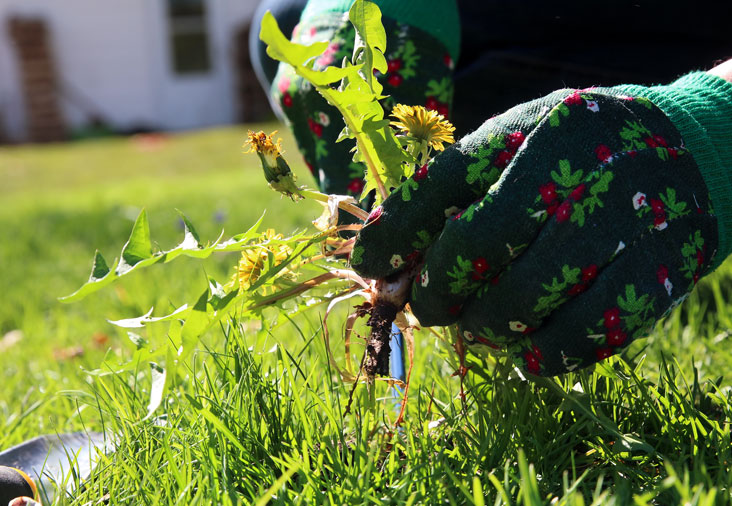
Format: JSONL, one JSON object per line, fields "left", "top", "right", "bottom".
{"left": 2, "top": 127, "right": 732, "bottom": 504}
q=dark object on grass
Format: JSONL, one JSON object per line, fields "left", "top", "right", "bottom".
{"left": 0, "top": 432, "right": 107, "bottom": 504}
{"left": 0, "top": 466, "right": 37, "bottom": 505}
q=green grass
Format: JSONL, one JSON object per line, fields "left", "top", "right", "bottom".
{"left": 2, "top": 128, "right": 732, "bottom": 504}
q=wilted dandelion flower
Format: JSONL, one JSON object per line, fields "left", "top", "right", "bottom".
{"left": 232, "top": 229, "right": 293, "bottom": 292}
{"left": 245, "top": 130, "right": 302, "bottom": 199}
{"left": 390, "top": 104, "right": 455, "bottom": 151}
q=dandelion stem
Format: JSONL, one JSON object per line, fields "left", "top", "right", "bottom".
{"left": 299, "top": 189, "right": 369, "bottom": 220}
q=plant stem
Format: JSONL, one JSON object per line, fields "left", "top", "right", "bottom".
{"left": 300, "top": 189, "right": 369, "bottom": 220}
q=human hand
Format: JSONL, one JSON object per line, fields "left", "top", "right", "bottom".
{"left": 351, "top": 87, "right": 720, "bottom": 376}
{"left": 269, "top": 6, "right": 456, "bottom": 196}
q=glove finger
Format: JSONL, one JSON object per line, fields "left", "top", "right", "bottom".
{"left": 352, "top": 89, "right": 574, "bottom": 280}
{"left": 457, "top": 140, "right": 716, "bottom": 336}
{"left": 409, "top": 91, "right": 699, "bottom": 326}
{"left": 459, "top": 212, "right": 717, "bottom": 376}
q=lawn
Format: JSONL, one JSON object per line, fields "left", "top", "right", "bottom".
{"left": 2, "top": 127, "right": 732, "bottom": 505}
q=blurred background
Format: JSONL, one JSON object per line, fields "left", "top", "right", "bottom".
{"left": 0, "top": 0, "right": 328, "bottom": 446}
{"left": 0, "top": 0, "right": 272, "bottom": 144}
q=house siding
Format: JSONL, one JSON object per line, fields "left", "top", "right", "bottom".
{"left": 0, "top": 0, "right": 262, "bottom": 142}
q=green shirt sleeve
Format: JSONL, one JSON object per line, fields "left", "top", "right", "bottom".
{"left": 612, "top": 72, "right": 732, "bottom": 268}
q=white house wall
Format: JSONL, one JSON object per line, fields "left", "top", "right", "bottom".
{"left": 0, "top": 0, "right": 262, "bottom": 142}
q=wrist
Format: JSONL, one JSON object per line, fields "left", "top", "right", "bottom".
{"left": 708, "top": 59, "right": 732, "bottom": 84}
{"left": 612, "top": 72, "right": 732, "bottom": 268}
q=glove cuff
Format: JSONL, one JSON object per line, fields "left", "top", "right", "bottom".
{"left": 300, "top": 0, "right": 461, "bottom": 62}
{"left": 614, "top": 72, "right": 732, "bottom": 268}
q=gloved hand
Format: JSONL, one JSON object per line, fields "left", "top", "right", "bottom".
{"left": 269, "top": 0, "right": 459, "bottom": 196}
{"left": 351, "top": 72, "right": 732, "bottom": 376}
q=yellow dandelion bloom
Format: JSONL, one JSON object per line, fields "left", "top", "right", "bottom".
{"left": 390, "top": 104, "right": 455, "bottom": 151}
{"left": 233, "top": 229, "right": 292, "bottom": 292}
{"left": 245, "top": 130, "right": 283, "bottom": 166}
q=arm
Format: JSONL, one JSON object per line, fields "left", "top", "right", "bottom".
{"left": 709, "top": 58, "right": 732, "bottom": 83}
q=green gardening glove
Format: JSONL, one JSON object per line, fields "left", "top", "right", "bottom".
{"left": 351, "top": 72, "right": 732, "bottom": 376}
{"left": 270, "top": 0, "right": 459, "bottom": 196}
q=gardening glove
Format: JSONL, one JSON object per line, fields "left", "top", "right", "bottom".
{"left": 351, "top": 71, "right": 732, "bottom": 376}
{"left": 269, "top": 0, "right": 459, "bottom": 196}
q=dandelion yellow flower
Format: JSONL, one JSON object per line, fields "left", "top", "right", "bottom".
{"left": 245, "top": 130, "right": 283, "bottom": 165}
{"left": 245, "top": 130, "right": 302, "bottom": 199}
{"left": 389, "top": 104, "right": 455, "bottom": 151}
{"left": 232, "top": 229, "right": 292, "bottom": 292}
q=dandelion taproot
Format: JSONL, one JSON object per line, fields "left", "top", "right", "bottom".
{"left": 390, "top": 104, "right": 455, "bottom": 151}
{"left": 245, "top": 130, "right": 302, "bottom": 200}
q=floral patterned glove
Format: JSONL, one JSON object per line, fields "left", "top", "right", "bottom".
{"left": 352, "top": 72, "right": 732, "bottom": 376}
{"left": 270, "top": 1, "right": 458, "bottom": 196}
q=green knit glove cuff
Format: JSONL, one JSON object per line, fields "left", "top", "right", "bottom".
{"left": 613, "top": 72, "right": 732, "bottom": 268}
{"left": 300, "top": 0, "right": 461, "bottom": 62}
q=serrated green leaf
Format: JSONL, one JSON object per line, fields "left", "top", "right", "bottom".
{"left": 119, "top": 209, "right": 153, "bottom": 273}
{"left": 127, "top": 331, "right": 148, "bottom": 349}
{"left": 60, "top": 214, "right": 265, "bottom": 302}
{"left": 176, "top": 209, "right": 202, "bottom": 249}
{"left": 260, "top": 0, "right": 410, "bottom": 203}
{"left": 89, "top": 250, "right": 111, "bottom": 281}
{"left": 260, "top": 12, "right": 329, "bottom": 68}
{"left": 349, "top": 0, "right": 387, "bottom": 94}
{"left": 108, "top": 304, "right": 191, "bottom": 329}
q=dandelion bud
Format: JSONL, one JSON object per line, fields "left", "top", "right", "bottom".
{"left": 245, "top": 131, "right": 302, "bottom": 200}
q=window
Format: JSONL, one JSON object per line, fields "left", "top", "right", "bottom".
{"left": 167, "top": 0, "right": 211, "bottom": 74}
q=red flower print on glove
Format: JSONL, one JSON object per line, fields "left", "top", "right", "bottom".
{"left": 582, "top": 264, "right": 598, "bottom": 282}
{"left": 603, "top": 307, "right": 621, "bottom": 328}
{"left": 568, "top": 283, "right": 587, "bottom": 295}
{"left": 569, "top": 184, "right": 586, "bottom": 201}
{"left": 387, "top": 74, "right": 403, "bottom": 87}
{"left": 564, "top": 91, "right": 582, "bottom": 105}
{"left": 595, "top": 144, "right": 612, "bottom": 163}
{"left": 657, "top": 264, "right": 673, "bottom": 296}
{"left": 471, "top": 257, "right": 490, "bottom": 280}
{"left": 347, "top": 178, "right": 364, "bottom": 194}
{"left": 539, "top": 182, "right": 558, "bottom": 204}
{"left": 524, "top": 351, "right": 541, "bottom": 374}
{"left": 282, "top": 92, "right": 293, "bottom": 108}
{"left": 656, "top": 264, "right": 669, "bottom": 284}
{"left": 414, "top": 164, "right": 429, "bottom": 181}
{"left": 387, "top": 58, "right": 402, "bottom": 73}
{"left": 606, "top": 328, "right": 627, "bottom": 346}
{"left": 555, "top": 200, "right": 573, "bottom": 222}
{"left": 595, "top": 347, "right": 615, "bottom": 361}
{"left": 506, "top": 131, "right": 526, "bottom": 152}
{"left": 494, "top": 150, "right": 513, "bottom": 169}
